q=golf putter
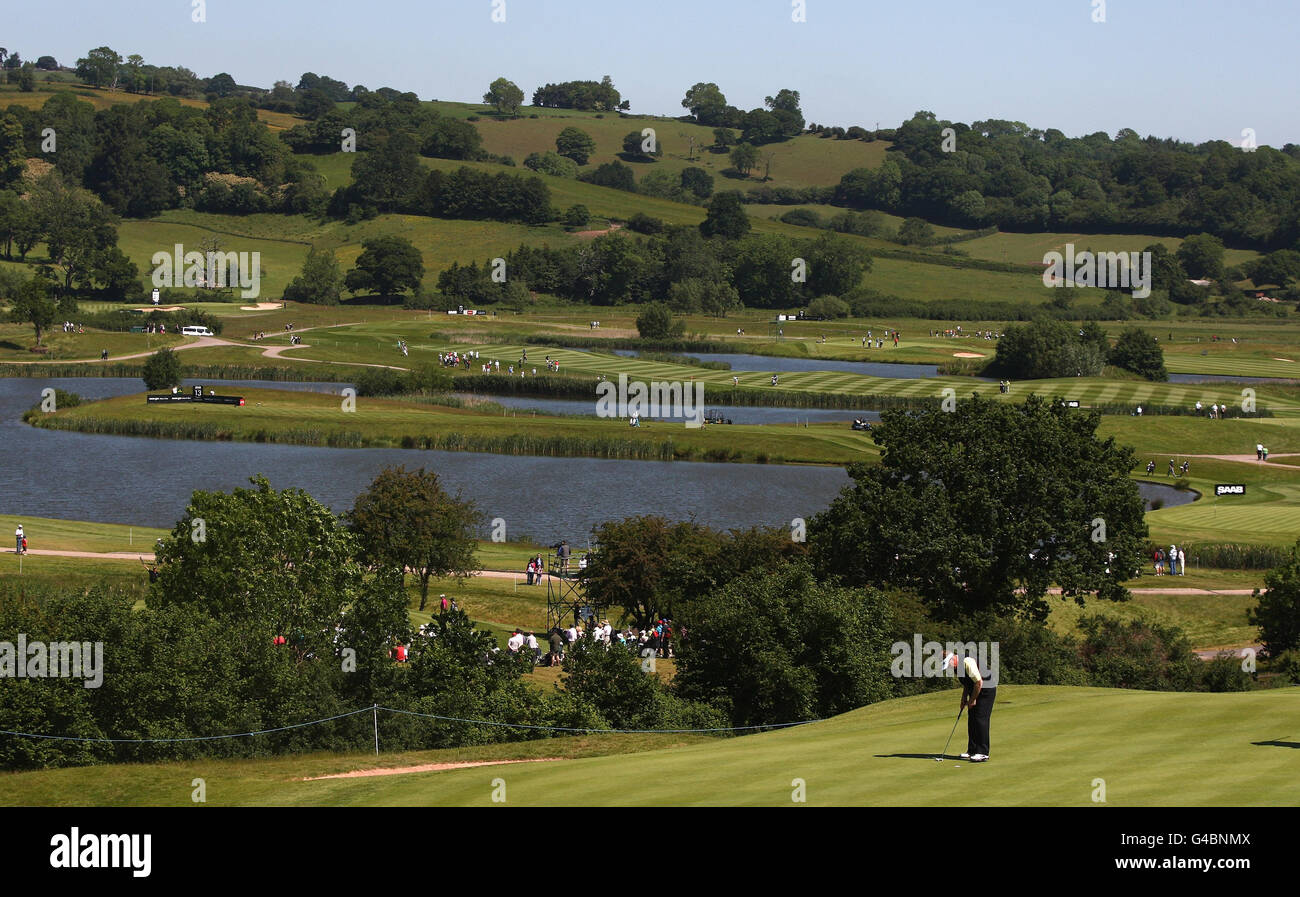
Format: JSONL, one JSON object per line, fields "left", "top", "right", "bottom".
{"left": 935, "top": 705, "right": 964, "bottom": 762}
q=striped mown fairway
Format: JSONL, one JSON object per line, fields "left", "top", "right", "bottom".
{"left": 2, "top": 687, "right": 1295, "bottom": 806}
{"left": 287, "top": 329, "right": 1300, "bottom": 413}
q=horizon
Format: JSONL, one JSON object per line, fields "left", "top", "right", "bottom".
{"left": 5, "top": 0, "right": 1298, "bottom": 147}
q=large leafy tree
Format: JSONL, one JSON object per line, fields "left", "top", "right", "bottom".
{"left": 1249, "top": 539, "right": 1300, "bottom": 658}
{"left": 728, "top": 142, "right": 758, "bottom": 176}
{"left": 344, "top": 235, "right": 424, "bottom": 298}
{"left": 483, "top": 77, "right": 524, "bottom": 115}
{"left": 350, "top": 131, "right": 422, "bottom": 212}
{"left": 681, "top": 82, "right": 729, "bottom": 126}
{"left": 28, "top": 170, "right": 120, "bottom": 292}
{"left": 809, "top": 394, "right": 1148, "bottom": 621}
{"left": 1109, "top": 327, "right": 1167, "bottom": 381}
{"left": 8, "top": 274, "right": 56, "bottom": 346}
{"left": 674, "top": 563, "right": 896, "bottom": 727}
{"left": 1176, "top": 233, "right": 1226, "bottom": 281}
{"left": 581, "top": 517, "right": 801, "bottom": 628}
{"left": 283, "top": 246, "right": 344, "bottom": 305}
{"left": 0, "top": 113, "right": 26, "bottom": 189}
{"left": 348, "top": 466, "right": 482, "bottom": 612}
{"left": 699, "top": 191, "right": 750, "bottom": 239}
{"left": 75, "top": 46, "right": 121, "bottom": 88}
{"left": 555, "top": 126, "right": 596, "bottom": 165}
{"left": 150, "top": 476, "right": 362, "bottom": 657}
{"left": 141, "top": 346, "right": 183, "bottom": 390}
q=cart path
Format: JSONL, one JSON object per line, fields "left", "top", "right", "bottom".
{"left": 1176, "top": 453, "right": 1300, "bottom": 463}
{"left": 16, "top": 549, "right": 1259, "bottom": 595}
{"left": 4, "top": 335, "right": 235, "bottom": 364}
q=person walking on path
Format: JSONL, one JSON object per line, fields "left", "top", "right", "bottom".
{"left": 15, "top": 524, "right": 24, "bottom": 555}
{"left": 944, "top": 651, "right": 996, "bottom": 762}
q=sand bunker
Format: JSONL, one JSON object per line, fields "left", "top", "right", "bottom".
{"left": 240, "top": 302, "right": 283, "bottom": 310}
{"left": 134, "top": 306, "right": 186, "bottom": 313}
{"left": 1273, "top": 357, "right": 1295, "bottom": 362}
{"left": 952, "top": 352, "right": 986, "bottom": 358}
{"left": 301, "top": 757, "right": 562, "bottom": 780}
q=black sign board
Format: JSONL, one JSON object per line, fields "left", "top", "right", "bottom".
{"left": 147, "top": 394, "right": 245, "bottom": 406}
{"left": 1214, "top": 484, "right": 1246, "bottom": 496}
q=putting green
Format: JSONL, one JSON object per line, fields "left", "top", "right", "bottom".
{"left": 4, "top": 687, "right": 1295, "bottom": 806}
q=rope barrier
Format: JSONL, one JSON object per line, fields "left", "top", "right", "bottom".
{"left": 0, "top": 705, "right": 824, "bottom": 743}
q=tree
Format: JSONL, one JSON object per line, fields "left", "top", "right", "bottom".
{"left": 483, "top": 77, "right": 524, "bottom": 115}
{"left": 420, "top": 116, "right": 481, "bottom": 160}
{"left": 579, "top": 161, "right": 636, "bottom": 192}
{"left": 994, "top": 319, "right": 1105, "bottom": 379}
{"left": 809, "top": 394, "right": 1148, "bottom": 621}
{"left": 0, "top": 114, "right": 26, "bottom": 189}
{"left": 8, "top": 274, "right": 56, "bottom": 346}
{"left": 729, "top": 142, "right": 758, "bottom": 176}
{"left": 674, "top": 563, "right": 896, "bottom": 727}
{"left": 1176, "top": 233, "right": 1226, "bottom": 280}
{"left": 206, "top": 72, "right": 238, "bottom": 98}
{"left": 699, "top": 191, "right": 750, "bottom": 239}
{"left": 348, "top": 466, "right": 482, "bottom": 612}
{"left": 635, "top": 303, "right": 685, "bottom": 341}
{"left": 15, "top": 62, "right": 35, "bottom": 92}
{"left": 897, "top": 217, "right": 935, "bottom": 245}
{"left": 29, "top": 170, "right": 120, "bottom": 292}
{"left": 35, "top": 56, "right": 58, "bottom": 71}
{"left": 141, "top": 347, "right": 183, "bottom": 390}
{"left": 344, "top": 235, "right": 424, "bottom": 298}
{"left": 350, "top": 132, "right": 422, "bottom": 212}
{"left": 807, "top": 295, "right": 849, "bottom": 318}
{"left": 806, "top": 232, "right": 872, "bottom": 297}
{"left": 1249, "top": 539, "right": 1300, "bottom": 658}
{"left": 1251, "top": 249, "right": 1300, "bottom": 288}
{"left": 283, "top": 247, "right": 344, "bottom": 305}
{"left": 150, "top": 476, "right": 361, "bottom": 658}
{"left": 75, "top": 46, "right": 121, "bottom": 88}
{"left": 555, "top": 126, "right": 596, "bottom": 165}
{"left": 562, "top": 204, "right": 590, "bottom": 227}
{"left": 681, "top": 82, "right": 729, "bottom": 125}
{"left": 680, "top": 167, "right": 713, "bottom": 200}
{"left": 1109, "top": 327, "right": 1167, "bottom": 381}
{"left": 523, "top": 151, "right": 578, "bottom": 178}
{"left": 621, "top": 130, "right": 660, "bottom": 161}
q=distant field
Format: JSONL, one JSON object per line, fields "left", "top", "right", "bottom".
{"left": 959, "top": 230, "right": 1261, "bottom": 268}
{"left": 0, "top": 83, "right": 300, "bottom": 130}
{"left": 456, "top": 105, "right": 889, "bottom": 192}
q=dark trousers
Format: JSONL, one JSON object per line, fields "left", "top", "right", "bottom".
{"left": 966, "top": 687, "right": 996, "bottom": 756}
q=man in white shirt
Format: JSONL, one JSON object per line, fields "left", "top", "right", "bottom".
{"left": 944, "top": 651, "right": 996, "bottom": 762}
{"left": 525, "top": 632, "right": 540, "bottom": 662}
{"left": 507, "top": 630, "right": 524, "bottom": 654}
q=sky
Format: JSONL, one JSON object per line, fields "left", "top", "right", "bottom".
{"left": 6, "top": 0, "right": 1299, "bottom": 145}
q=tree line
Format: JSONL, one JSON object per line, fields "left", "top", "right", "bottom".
{"left": 834, "top": 111, "right": 1300, "bottom": 250}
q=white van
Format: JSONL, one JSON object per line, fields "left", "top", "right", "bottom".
{"left": 181, "top": 325, "right": 214, "bottom": 337}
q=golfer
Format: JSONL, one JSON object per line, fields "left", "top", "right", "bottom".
{"left": 945, "top": 651, "right": 996, "bottom": 762}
